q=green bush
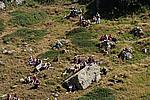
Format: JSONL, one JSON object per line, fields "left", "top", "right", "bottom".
{"left": 0, "top": 19, "right": 5, "bottom": 32}
{"left": 10, "top": 11, "right": 48, "bottom": 26}
{"left": 78, "top": 88, "right": 116, "bottom": 100}
{"left": 3, "top": 28, "right": 47, "bottom": 43}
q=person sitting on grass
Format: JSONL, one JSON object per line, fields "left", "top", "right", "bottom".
{"left": 52, "top": 40, "right": 63, "bottom": 49}
{"left": 12, "top": 93, "right": 20, "bottom": 100}
{"left": 87, "top": 55, "right": 95, "bottom": 64}
{"left": 32, "top": 76, "right": 40, "bottom": 89}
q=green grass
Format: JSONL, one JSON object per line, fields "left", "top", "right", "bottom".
{"left": 49, "top": 15, "right": 67, "bottom": 23}
{"left": 3, "top": 28, "right": 47, "bottom": 43}
{"left": 118, "top": 33, "right": 138, "bottom": 41}
{"left": 127, "top": 40, "right": 150, "bottom": 63}
{"left": 38, "top": 49, "right": 64, "bottom": 60}
{"left": 77, "top": 88, "right": 116, "bottom": 100}
{"left": 140, "top": 94, "right": 150, "bottom": 100}
{"left": 66, "top": 27, "right": 99, "bottom": 52}
{"left": 0, "top": 19, "right": 5, "bottom": 32}
{"left": 10, "top": 11, "right": 48, "bottom": 26}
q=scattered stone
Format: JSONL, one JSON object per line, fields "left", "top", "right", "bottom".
{"left": 11, "top": 85, "right": 18, "bottom": 89}
{"left": 0, "top": 60, "right": 5, "bottom": 66}
{"left": 20, "top": 78, "right": 25, "bottom": 83}
{"left": 2, "top": 49, "right": 15, "bottom": 55}
{"left": 15, "top": 0, "right": 25, "bottom": 5}
{"left": 2, "top": 50, "right": 8, "bottom": 54}
{"left": 0, "top": 1, "right": 5, "bottom": 10}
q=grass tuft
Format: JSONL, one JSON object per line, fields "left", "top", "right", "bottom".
{"left": 3, "top": 28, "right": 47, "bottom": 43}
{"left": 10, "top": 11, "right": 48, "bottom": 26}
{"left": 67, "top": 27, "right": 99, "bottom": 52}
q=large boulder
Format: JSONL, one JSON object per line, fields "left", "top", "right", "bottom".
{"left": 63, "top": 63, "right": 101, "bottom": 90}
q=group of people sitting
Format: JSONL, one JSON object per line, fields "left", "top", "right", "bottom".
{"left": 65, "top": 7, "right": 81, "bottom": 19}
{"left": 79, "top": 12, "right": 101, "bottom": 27}
{"left": 99, "top": 34, "right": 117, "bottom": 54}
{"left": 28, "top": 56, "right": 51, "bottom": 72}
{"left": 92, "top": 12, "right": 101, "bottom": 24}
{"left": 100, "top": 34, "right": 117, "bottom": 43}
{"left": 21, "top": 75, "right": 40, "bottom": 89}
{"left": 118, "top": 48, "right": 133, "bottom": 60}
{"left": 130, "top": 26, "right": 144, "bottom": 37}
{"left": 63, "top": 56, "right": 96, "bottom": 75}
{"left": 6, "top": 93, "right": 20, "bottom": 100}
{"left": 79, "top": 15, "right": 91, "bottom": 27}
{"left": 73, "top": 55, "right": 95, "bottom": 65}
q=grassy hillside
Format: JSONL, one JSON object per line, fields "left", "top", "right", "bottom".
{"left": 0, "top": 1, "right": 150, "bottom": 100}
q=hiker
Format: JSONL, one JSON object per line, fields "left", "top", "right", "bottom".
{"left": 52, "top": 40, "right": 63, "bottom": 49}
{"left": 28, "top": 56, "right": 34, "bottom": 65}
{"left": 24, "top": 75, "right": 33, "bottom": 84}
{"left": 73, "top": 56, "right": 78, "bottom": 64}
{"left": 68, "top": 83, "right": 77, "bottom": 92}
{"left": 32, "top": 76, "right": 40, "bottom": 89}
{"left": 130, "top": 26, "right": 144, "bottom": 37}
{"left": 118, "top": 48, "right": 133, "bottom": 60}
{"left": 96, "top": 12, "right": 101, "bottom": 24}
{"left": 100, "top": 67, "right": 108, "bottom": 75}
{"left": 108, "top": 35, "right": 112, "bottom": 41}
{"left": 12, "top": 93, "right": 20, "bottom": 100}
{"left": 6, "top": 94, "right": 12, "bottom": 100}
{"left": 87, "top": 56, "right": 95, "bottom": 64}
{"left": 92, "top": 16, "right": 97, "bottom": 23}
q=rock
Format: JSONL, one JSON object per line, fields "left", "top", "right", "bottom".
{"left": 0, "top": 60, "right": 5, "bottom": 66}
{"left": 63, "top": 63, "right": 101, "bottom": 90}
{"left": 0, "top": 1, "right": 5, "bottom": 10}
{"left": 15, "top": 0, "right": 25, "bottom": 5}
{"left": 2, "top": 50, "right": 8, "bottom": 54}
{"left": 20, "top": 78, "right": 25, "bottom": 83}
{"left": 11, "top": 85, "right": 18, "bottom": 89}
{"left": 7, "top": 50, "right": 14, "bottom": 55}
{"left": 2, "top": 49, "right": 15, "bottom": 55}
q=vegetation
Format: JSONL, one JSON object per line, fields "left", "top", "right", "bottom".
{"left": 78, "top": 88, "right": 115, "bottom": 100}
{"left": 10, "top": 11, "right": 48, "bottom": 26}
{"left": 66, "top": 27, "right": 99, "bottom": 52}
{"left": 0, "top": 0, "right": 150, "bottom": 100}
{"left": 3, "top": 28, "right": 47, "bottom": 43}
{"left": 0, "top": 19, "right": 5, "bottom": 32}
{"left": 38, "top": 49, "right": 64, "bottom": 60}
{"left": 34, "top": 0, "right": 55, "bottom": 4}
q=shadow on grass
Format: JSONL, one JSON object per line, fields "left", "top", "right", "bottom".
{"left": 77, "top": 88, "right": 116, "bottom": 100}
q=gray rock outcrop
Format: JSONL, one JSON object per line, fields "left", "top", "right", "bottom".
{"left": 63, "top": 63, "right": 101, "bottom": 90}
